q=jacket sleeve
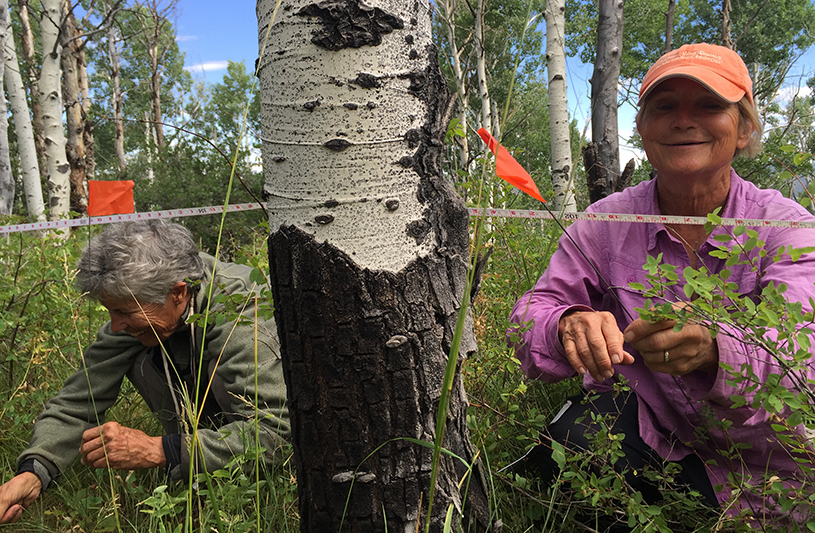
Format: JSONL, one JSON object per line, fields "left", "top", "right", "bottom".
{"left": 170, "top": 277, "right": 290, "bottom": 480}
{"left": 17, "top": 325, "right": 148, "bottom": 482}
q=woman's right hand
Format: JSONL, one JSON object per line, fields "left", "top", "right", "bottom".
{"left": 0, "top": 472, "right": 42, "bottom": 524}
{"left": 559, "top": 310, "right": 634, "bottom": 381}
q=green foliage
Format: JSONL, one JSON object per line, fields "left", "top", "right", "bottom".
{"left": 565, "top": 0, "right": 815, "bottom": 106}
{"left": 0, "top": 226, "right": 297, "bottom": 533}
{"left": 88, "top": 5, "right": 193, "bottom": 169}
{"left": 629, "top": 213, "right": 815, "bottom": 530}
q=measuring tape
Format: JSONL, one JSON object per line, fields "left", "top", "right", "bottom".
{"left": 468, "top": 207, "right": 815, "bottom": 229}
{"left": 2, "top": 203, "right": 814, "bottom": 235}
{"left": 0, "top": 203, "right": 264, "bottom": 235}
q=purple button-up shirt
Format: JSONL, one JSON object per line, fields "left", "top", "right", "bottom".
{"left": 510, "top": 170, "right": 815, "bottom": 513}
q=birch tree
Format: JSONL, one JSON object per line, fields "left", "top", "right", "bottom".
{"left": 40, "top": 0, "right": 71, "bottom": 219}
{"left": 545, "top": 0, "right": 575, "bottom": 213}
{"left": 4, "top": 15, "right": 45, "bottom": 220}
{"left": 257, "top": 0, "right": 490, "bottom": 529}
{"left": 0, "top": 0, "right": 12, "bottom": 215}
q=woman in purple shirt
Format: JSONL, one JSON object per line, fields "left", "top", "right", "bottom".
{"left": 509, "top": 43, "right": 815, "bottom": 521}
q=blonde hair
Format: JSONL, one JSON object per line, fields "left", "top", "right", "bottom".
{"left": 735, "top": 96, "right": 762, "bottom": 159}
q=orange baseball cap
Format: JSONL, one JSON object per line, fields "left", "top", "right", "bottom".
{"left": 638, "top": 43, "right": 753, "bottom": 107}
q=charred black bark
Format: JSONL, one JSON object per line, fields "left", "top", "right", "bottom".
{"left": 297, "top": 0, "right": 404, "bottom": 51}
{"left": 269, "top": 224, "right": 489, "bottom": 532}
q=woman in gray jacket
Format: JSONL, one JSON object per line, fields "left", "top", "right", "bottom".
{"left": 0, "top": 220, "right": 289, "bottom": 523}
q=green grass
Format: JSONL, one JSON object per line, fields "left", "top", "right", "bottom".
{"left": 1, "top": 215, "right": 812, "bottom": 532}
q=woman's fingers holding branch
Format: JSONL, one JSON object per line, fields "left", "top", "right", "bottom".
{"left": 559, "top": 310, "right": 634, "bottom": 381}
{"left": 624, "top": 317, "right": 719, "bottom": 375}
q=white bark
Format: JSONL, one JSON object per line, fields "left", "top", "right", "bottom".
{"left": 133, "top": 0, "right": 176, "bottom": 149}
{"left": 0, "top": 0, "right": 12, "bottom": 215}
{"left": 40, "top": 0, "right": 71, "bottom": 219}
{"left": 258, "top": 0, "right": 438, "bottom": 273}
{"left": 107, "top": 6, "right": 126, "bottom": 174}
{"left": 438, "top": 0, "right": 470, "bottom": 170}
{"left": 4, "top": 23, "right": 45, "bottom": 220}
{"left": 545, "top": 0, "right": 576, "bottom": 213}
{"left": 473, "top": 0, "right": 493, "bottom": 136}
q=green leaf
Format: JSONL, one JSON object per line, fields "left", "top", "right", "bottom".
{"left": 551, "top": 440, "right": 566, "bottom": 470}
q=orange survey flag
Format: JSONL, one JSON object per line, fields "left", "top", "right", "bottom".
{"left": 477, "top": 128, "right": 545, "bottom": 203}
{"left": 87, "top": 180, "right": 135, "bottom": 216}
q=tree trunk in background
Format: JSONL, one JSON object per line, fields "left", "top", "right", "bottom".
{"left": 4, "top": 22, "right": 45, "bottom": 220}
{"left": 134, "top": 0, "right": 175, "bottom": 149}
{"left": 722, "top": 0, "right": 732, "bottom": 48}
{"left": 589, "top": 0, "right": 624, "bottom": 201}
{"left": 61, "top": 4, "right": 88, "bottom": 214}
{"left": 664, "top": 0, "right": 675, "bottom": 53}
{"left": 148, "top": 37, "right": 164, "bottom": 148}
{"left": 545, "top": 0, "right": 576, "bottom": 213}
{"left": 474, "top": 0, "right": 494, "bottom": 136}
{"left": 77, "top": 16, "right": 93, "bottom": 182}
{"left": 17, "top": 0, "right": 46, "bottom": 179}
{"left": 0, "top": 0, "right": 13, "bottom": 215}
{"left": 40, "top": 0, "right": 71, "bottom": 219}
{"left": 438, "top": 0, "right": 470, "bottom": 174}
{"left": 107, "top": 2, "right": 126, "bottom": 176}
{"left": 257, "top": 0, "right": 491, "bottom": 530}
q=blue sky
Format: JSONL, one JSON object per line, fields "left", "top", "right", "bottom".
{"left": 173, "top": 1, "right": 815, "bottom": 169}
{"left": 175, "top": 0, "right": 259, "bottom": 80}
{"left": 172, "top": 0, "right": 633, "bottom": 159}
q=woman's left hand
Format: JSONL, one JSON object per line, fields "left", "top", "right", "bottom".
{"left": 623, "top": 315, "right": 719, "bottom": 376}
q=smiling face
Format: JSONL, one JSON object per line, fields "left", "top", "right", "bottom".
{"left": 100, "top": 282, "right": 189, "bottom": 347}
{"left": 637, "top": 77, "right": 752, "bottom": 185}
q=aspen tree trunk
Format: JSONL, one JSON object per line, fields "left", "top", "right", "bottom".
{"left": 0, "top": 0, "right": 12, "bottom": 215}
{"left": 474, "top": 0, "right": 493, "bottom": 136}
{"left": 148, "top": 38, "right": 164, "bottom": 148}
{"left": 133, "top": 0, "right": 176, "bottom": 150}
{"left": 664, "top": 0, "right": 675, "bottom": 53}
{"left": 139, "top": 0, "right": 172, "bottom": 149}
{"left": 4, "top": 23, "right": 45, "bottom": 220}
{"left": 18, "top": 0, "right": 47, "bottom": 179}
{"left": 722, "top": 0, "right": 732, "bottom": 48}
{"left": 77, "top": 17, "right": 93, "bottom": 181}
{"left": 588, "top": 0, "right": 624, "bottom": 199}
{"left": 61, "top": 4, "right": 88, "bottom": 214}
{"left": 257, "top": 0, "right": 491, "bottom": 530}
{"left": 40, "top": 0, "right": 71, "bottom": 219}
{"left": 107, "top": 3, "right": 126, "bottom": 175}
{"left": 545, "top": 0, "right": 576, "bottom": 213}
{"left": 438, "top": 0, "right": 470, "bottom": 173}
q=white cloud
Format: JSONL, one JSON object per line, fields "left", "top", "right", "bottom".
{"left": 184, "top": 61, "right": 230, "bottom": 73}
{"left": 176, "top": 35, "right": 197, "bottom": 42}
{"left": 775, "top": 84, "right": 813, "bottom": 104}
{"left": 618, "top": 126, "right": 645, "bottom": 171}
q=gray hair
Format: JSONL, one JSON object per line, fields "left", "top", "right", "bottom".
{"left": 75, "top": 220, "right": 205, "bottom": 304}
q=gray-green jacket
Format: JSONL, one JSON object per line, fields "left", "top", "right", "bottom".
{"left": 18, "top": 253, "right": 289, "bottom": 484}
